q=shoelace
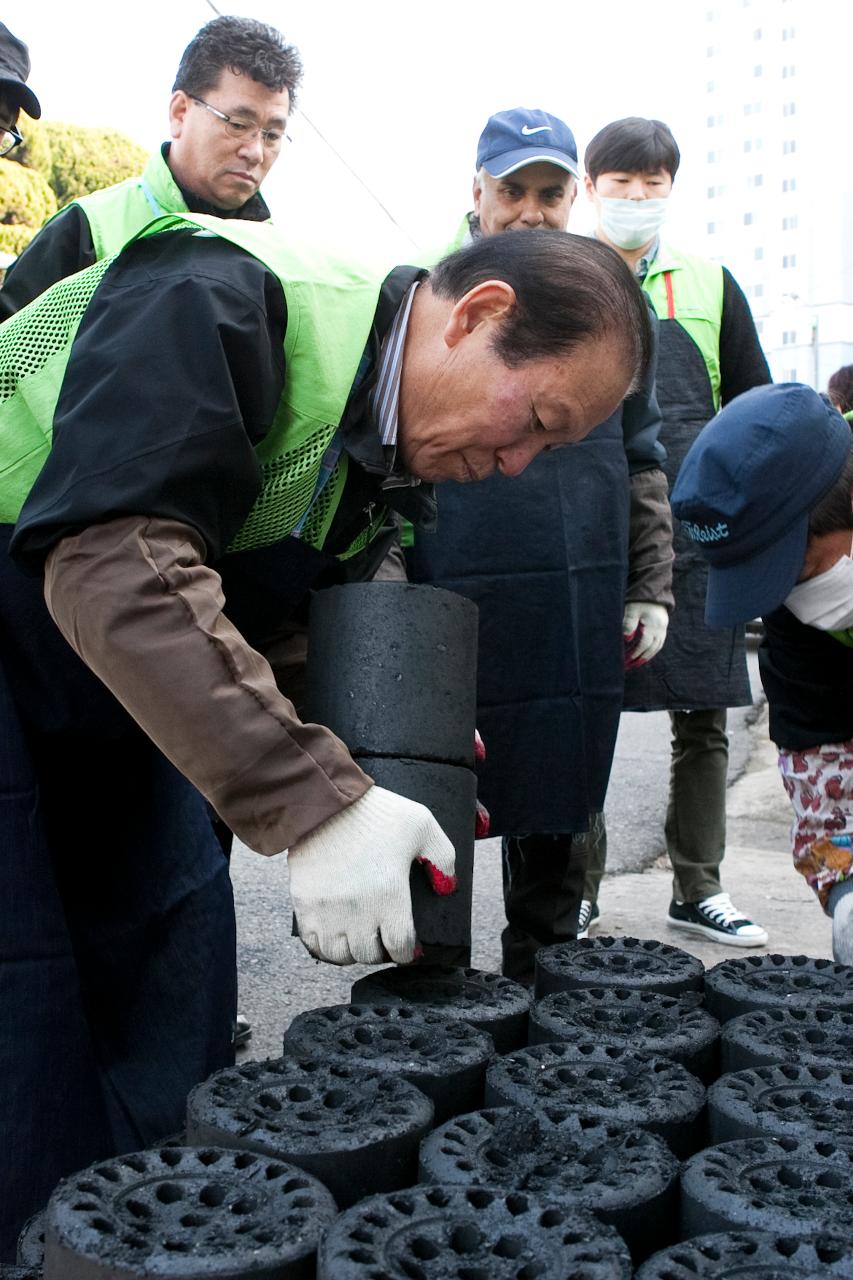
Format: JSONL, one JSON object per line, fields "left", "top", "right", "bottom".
{"left": 697, "top": 892, "right": 744, "bottom": 926}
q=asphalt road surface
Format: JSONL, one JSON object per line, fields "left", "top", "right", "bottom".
{"left": 232, "top": 646, "right": 764, "bottom": 1062}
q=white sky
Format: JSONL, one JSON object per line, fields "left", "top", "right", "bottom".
{"left": 23, "top": 0, "right": 715, "bottom": 261}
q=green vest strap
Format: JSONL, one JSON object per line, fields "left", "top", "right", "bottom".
{"left": 643, "top": 247, "right": 725, "bottom": 412}
{"left": 830, "top": 629, "right": 853, "bottom": 649}
{"left": 74, "top": 149, "right": 190, "bottom": 260}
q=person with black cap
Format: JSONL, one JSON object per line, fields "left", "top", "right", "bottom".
{"left": 0, "top": 20, "right": 41, "bottom": 145}
{"left": 671, "top": 382, "right": 853, "bottom": 964}
{"left": 407, "top": 107, "right": 672, "bottom": 983}
{"left": 0, "top": 15, "right": 301, "bottom": 318}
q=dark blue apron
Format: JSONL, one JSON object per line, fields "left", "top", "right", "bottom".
{"left": 408, "top": 413, "right": 629, "bottom": 835}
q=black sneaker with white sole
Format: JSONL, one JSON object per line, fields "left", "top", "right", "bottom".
{"left": 576, "top": 900, "right": 600, "bottom": 940}
{"left": 667, "top": 892, "right": 768, "bottom": 947}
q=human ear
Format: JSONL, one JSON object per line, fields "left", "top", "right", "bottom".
{"left": 443, "top": 280, "right": 516, "bottom": 347}
{"left": 168, "top": 90, "right": 190, "bottom": 140}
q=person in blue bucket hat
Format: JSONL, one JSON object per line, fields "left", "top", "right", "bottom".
{"left": 671, "top": 382, "right": 853, "bottom": 964}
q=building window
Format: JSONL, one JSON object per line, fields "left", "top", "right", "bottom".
{"left": 747, "top": 174, "right": 764, "bottom": 188}
{"left": 782, "top": 177, "right": 797, "bottom": 191}
{"left": 743, "top": 102, "right": 762, "bottom": 116}
{"left": 707, "top": 222, "right": 716, "bottom": 234}
{"left": 744, "top": 212, "right": 754, "bottom": 226}
{"left": 754, "top": 284, "right": 764, "bottom": 298}
{"left": 753, "top": 64, "right": 763, "bottom": 76}
{"left": 783, "top": 254, "right": 797, "bottom": 268}
{"left": 786, "top": 369, "right": 798, "bottom": 381}
{"left": 754, "top": 247, "right": 764, "bottom": 260}
{"left": 783, "top": 102, "right": 796, "bottom": 116}
{"left": 707, "top": 150, "right": 719, "bottom": 163}
{"left": 783, "top": 139, "right": 796, "bottom": 154}
{"left": 707, "top": 80, "right": 715, "bottom": 92}
{"left": 782, "top": 215, "right": 798, "bottom": 230}
{"left": 707, "top": 185, "right": 724, "bottom": 198}
{"left": 782, "top": 331, "right": 797, "bottom": 345}
{"left": 782, "top": 26, "right": 795, "bottom": 39}
{"left": 756, "top": 320, "right": 764, "bottom": 335}
{"left": 707, "top": 44, "right": 718, "bottom": 56}
{"left": 782, "top": 64, "right": 796, "bottom": 77}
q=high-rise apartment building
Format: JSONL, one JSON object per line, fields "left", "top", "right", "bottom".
{"left": 701, "top": 0, "right": 852, "bottom": 389}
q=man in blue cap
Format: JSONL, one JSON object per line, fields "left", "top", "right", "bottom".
{"left": 671, "top": 382, "right": 853, "bottom": 963}
{"left": 408, "top": 107, "right": 672, "bottom": 982}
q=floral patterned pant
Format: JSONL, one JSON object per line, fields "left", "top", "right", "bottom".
{"left": 779, "top": 740, "right": 853, "bottom": 911}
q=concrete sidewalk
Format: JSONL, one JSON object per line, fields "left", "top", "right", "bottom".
{"left": 471, "top": 699, "right": 833, "bottom": 973}
{"left": 232, "top": 695, "right": 833, "bottom": 1064}
{"left": 591, "top": 703, "right": 834, "bottom": 965}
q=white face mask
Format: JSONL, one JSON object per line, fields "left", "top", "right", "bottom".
{"left": 599, "top": 196, "right": 668, "bottom": 250}
{"left": 785, "top": 534, "right": 853, "bottom": 630}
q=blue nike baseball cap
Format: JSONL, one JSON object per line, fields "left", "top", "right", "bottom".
{"left": 476, "top": 108, "right": 579, "bottom": 179}
{"left": 671, "top": 383, "right": 853, "bottom": 627}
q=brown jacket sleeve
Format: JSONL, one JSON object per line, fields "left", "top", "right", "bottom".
{"left": 626, "top": 467, "right": 675, "bottom": 609}
{"left": 43, "top": 515, "right": 372, "bottom": 854}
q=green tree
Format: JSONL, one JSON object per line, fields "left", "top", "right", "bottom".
{"left": 40, "top": 122, "right": 148, "bottom": 207}
{"left": 9, "top": 116, "right": 51, "bottom": 180}
{"left": 0, "top": 157, "right": 56, "bottom": 256}
{"left": 0, "top": 119, "right": 148, "bottom": 256}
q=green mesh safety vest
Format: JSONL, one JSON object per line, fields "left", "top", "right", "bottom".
{"left": 642, "top": 245, "right": 725, "bottom": 413}
{"left": 29, "top": 148, "right": 190, "bottom": 265}
{"left": 73, "top": 148, "right": 191, "bottom": 258}
{"left": 0, "top": 213, "right": 389, "bottom": 557}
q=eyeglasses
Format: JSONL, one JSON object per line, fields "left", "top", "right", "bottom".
{"left": 189, "top": 96, "right": 289, "bottom": 151}
{"left": 0, "top": 125, "right": 23, "bottom": 157}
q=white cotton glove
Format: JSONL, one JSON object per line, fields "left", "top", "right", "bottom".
{"left": 623, "top": 602, "right": 669, "bottom": 669}
{"left": 287, "top": 785, "right": 457, "bottom": 966}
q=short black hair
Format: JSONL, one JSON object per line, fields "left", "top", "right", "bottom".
{"left": 430, "top": 230, "right": 652, "bottom": 390}
{"left": 173, "top": 16, "right": 303, "bottom": 106}
{"left": 828, "top": 365, "right": 853, "bottom": 416}
{"left": 809, "top": 441, "right": 853, "bottom": 536}
{"left": 585, "top": 117, "right": 680, "bottom": 183}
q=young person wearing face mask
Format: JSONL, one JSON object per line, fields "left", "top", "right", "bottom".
{"left": 578, "top": 117, "right": 771, "bottom": 948}
{"left": 671, "top": 382, "right": 853, "bottom": 965}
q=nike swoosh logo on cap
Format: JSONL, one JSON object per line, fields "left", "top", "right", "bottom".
{"left": 520, "top": 125, "right": 551, "bottom": 135}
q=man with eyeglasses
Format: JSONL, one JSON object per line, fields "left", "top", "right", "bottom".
{"left": 0, "top": 14, "right": 300, "bottom": 318}
{"left": 0, "top": 21, "right": 40, "bottom": 161}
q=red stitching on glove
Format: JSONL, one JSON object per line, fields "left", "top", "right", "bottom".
{"left": 416, "top": 856, "right": 458, "bottom": 895}
{"left": 475, "top": 800, "right": 490, "bottom": 839}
